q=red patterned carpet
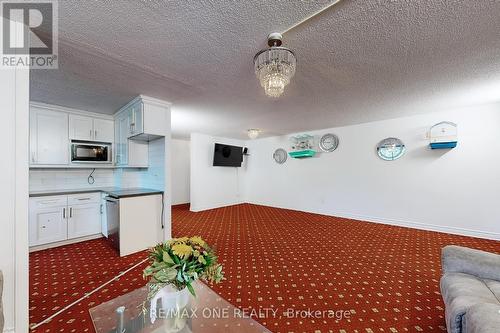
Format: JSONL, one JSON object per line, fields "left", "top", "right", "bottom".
{"left": 30, "top": 203, "right": 500, "bottom": 332}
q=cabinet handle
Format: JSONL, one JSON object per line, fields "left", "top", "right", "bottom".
{"left": 77, "top": 198, "right": 91, "bottom": 201}
{"left": 63, "top": 207, "right": 66, "bottom": 219}
{"left": 70, "top": 207, "right": 73, "bottom": 218}
{"left": 31, "top": 152, "right": 35, "bottom": 163}
{"left": 100, "top": 204, "right": 103, "bottom": 214}
{"left": 95, "top": 130, "right": 97, "bottom": 138}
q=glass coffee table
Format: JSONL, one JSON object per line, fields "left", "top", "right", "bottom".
{"left": 89, "top": 281, "right": 272, "bottom": 333}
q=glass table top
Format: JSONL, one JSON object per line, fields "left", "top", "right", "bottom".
{"left": 89, "top": 281, "right": 272, "bottom": 333}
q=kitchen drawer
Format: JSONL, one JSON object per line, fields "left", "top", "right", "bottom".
{"left": 68, "top": 192, "right": 100, "bottom": 205}
{"left": 30, "top": 195, "right": 67, "bottom": 209}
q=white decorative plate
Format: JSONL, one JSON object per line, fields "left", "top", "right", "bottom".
{"left": 273, "top": 148, "right": 287, "bottom": 164}
{"left": 376, "top": 137, "right": 406, "bottom": 161}
{"left": 319, "top": 133, "right": 339, "bottom": 152}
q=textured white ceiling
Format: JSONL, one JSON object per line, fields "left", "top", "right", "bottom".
{"left": 30, "top": 0, "right": 500, "bottom": 139}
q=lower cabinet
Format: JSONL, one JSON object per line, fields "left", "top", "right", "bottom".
{"left": 29, "top": 193, "right": 102, "bottom": 247}
{"left": 29, "top": 205, "right": 68, "bottom": 246}
{"left": 67, "top": 203, "right": 101, "bottom": 239}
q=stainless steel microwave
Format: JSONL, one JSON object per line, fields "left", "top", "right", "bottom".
{"left": 71, "top": 142, "right": 112, "bottom": 163}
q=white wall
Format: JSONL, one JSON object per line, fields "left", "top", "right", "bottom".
{"left": 244, "top": 103, "right": 500, "bottom": 240}
{"left": 0, "top": 21, "right": 30, "bottom": 333}
{"left": 190, "top": 133, "right": 246, "bottom": 211}
{"left": 171, "top": 139, "right": 190, "bottom": 205}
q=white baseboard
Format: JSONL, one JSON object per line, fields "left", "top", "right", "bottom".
{"left": 245, "top": 201, "right": 500, "bottom": 241}
{"left": 29, "top": 234, "right": 103, "bottom": 252}
{"left": 190, "top": 201, "right": 244, "bottom": 212}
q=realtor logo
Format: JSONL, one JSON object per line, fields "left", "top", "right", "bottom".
{"left": 1, "top": 0, "right": 58, "bottom": 68}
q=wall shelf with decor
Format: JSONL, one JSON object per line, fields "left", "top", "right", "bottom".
{"left": 289, "top": 134, "right": 316, "bottom": 159}
{"left": 429, "top": 121, "right": 458, "bottom": 149}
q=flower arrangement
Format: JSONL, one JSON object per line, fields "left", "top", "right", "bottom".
{"left": 143, "top": 236, "right": 224, "bottom": 299}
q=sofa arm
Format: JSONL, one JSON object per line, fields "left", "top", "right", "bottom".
{"left": 442, "top": 245, "right": 500, "bottom": 281}
{"left": 465, "top": 303, "right": 500, "bottom": 333}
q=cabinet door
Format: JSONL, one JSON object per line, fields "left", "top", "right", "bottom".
{"left": 69, "top": 115, "right": 93, "bottom": 141}
{"left": 93, "top": 118, "right": 114, "bottom": 143}
{"left": 30, "top": 109, "right": 69, "bottom": 165}
{"left": 29, "top": 205, "right": 67, "bottom": 246}
{"left": 127, "top": 102, "right": 143, "bottom": 138}
{"left": 115, "top": 114, "right": 129, "bottom": 165}
{"left": 67, "top": 203, "right": 101, "bottom": 239}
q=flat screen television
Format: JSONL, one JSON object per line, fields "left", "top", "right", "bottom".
{"left": 213, "top": 143, "right": 243, "bottom": 167}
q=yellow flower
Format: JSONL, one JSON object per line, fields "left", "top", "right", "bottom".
{"left": 171, "top": 243, "right": 193, "bottom": 259}
{"left": 189, "top": 236, "right": 205, "bottom": 247}
{"left": 167, "top": 237, "right": 189, "bottom": 247}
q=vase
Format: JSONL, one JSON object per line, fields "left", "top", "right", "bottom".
{"left": 149, "top": 285, "right": 191, "bottom": 332}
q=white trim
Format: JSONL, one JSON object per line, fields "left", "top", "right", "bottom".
{"left": 14, "top": 36, "right": 30, "bottom": 333}
{"left": 29, "top": 102, "right": 114, "bottom": 120}
{"left": 3, "top": 327, "right": 15, "bottom": 333}
{"left": 189, "top": 201, "right": 245, "bottom": 212}
{"left": 29, "top": 234, "right": 103, "bottom": 253}
{"left": 115, "top": 95, "right": 172, "bottom": 117}
{"left": 246, "top": 201, "right": 500, "bottom": 241}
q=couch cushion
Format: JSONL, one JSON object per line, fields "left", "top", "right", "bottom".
{"left": 483, "top": 279, "right": 500, "bottom": 302}
{"left": 441, "top": 273, "right": 500, "bottom": 333}
{"left": 442, "top": 246, "right": 500, "bottom": 281}
{"left": 465, "top": 303, "right": 500, "bottom": 333}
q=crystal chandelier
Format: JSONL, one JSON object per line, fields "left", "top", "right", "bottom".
{"left": 247, "top": 129, "right": 260, "bottom": 139}
{"left": 254, "top": 33, "right": 296, "bottom": 98}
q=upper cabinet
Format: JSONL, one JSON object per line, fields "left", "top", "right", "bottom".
{"left": 93, "top": 118, "right": 114, "bottom": 143}
{"left": 69, "top": 115, "right": 93, "bottom": 141}
{"left": 122, "top": 96, "right": 169, "bottom": 141}
{"left": 69, "top": 115, "right": 114, "bottom": 143}
{"left": 127, "top": 101, "right": 144, "bottom": 138}
{"left": 30, "top": 108, "right": 69, "bottom": 165}
{"left": 115, "top": 110, "right": 149, "bottom": 167}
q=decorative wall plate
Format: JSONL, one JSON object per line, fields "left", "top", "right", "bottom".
{"left": 376, "top": 137, "right": 406, "bottom": 161}
{"left": 319, "top": 133, "right": 339, "bottom": 152}
{"left": 273, "top": 148, "right": 287, "bottom": 164}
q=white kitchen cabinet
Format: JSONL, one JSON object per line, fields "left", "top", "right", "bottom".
{"left": 29, "top": 196, "right": 68, "bottom": 246}
{"left": 30, "top": 108, "right": 69, "bottom": 165}
{"left": 70, "top": 115, "right": 114, "bottom": 143}
{"left": 127, "top": 101, "right": 143, "bottom": 138}
{"left": 29, "top": 192, "right": 103, "bottom": 248}
{"left": 121, "top": 96, "right": 169, "bottom": 141}
{"left": 100, "top": 193, "right": 108, "bottom": 237}
{"left": 115, "top": 111, "right": 148, "bottom": 167}
{"left": 67, "top": 203, "right": 101, "bottom": 239}
{"left": 93, "top": 118, "right": 114, "bottom": 143}
{"left": 115, "top": 112, "right": 129, "bottom": 165}
{"left": 69, "top": 115, "right": 93, "bottom": 141}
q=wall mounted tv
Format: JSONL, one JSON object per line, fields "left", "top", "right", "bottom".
{"left": 213, "top": 143, "right": 243, "bottom": 167}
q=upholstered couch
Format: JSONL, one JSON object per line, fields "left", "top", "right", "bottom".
{"left": 440, "top": 245, "right": 500, "bottom": 333}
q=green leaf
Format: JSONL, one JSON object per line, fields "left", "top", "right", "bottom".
{"left": 162, "top": 251, "right": 175, "bottom": 265}
{"left": 176, "top": 270, "right": 184, "bottom": 283}
{"left": 186, "top": 282, "right": 196, "bottom": 297}
{"left": 172, "top": 254, "right": 180, "bottom": 265}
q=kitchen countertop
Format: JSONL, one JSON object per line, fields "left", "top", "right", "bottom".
{"left": 29, "top": 187, "right": 163, "bottom": 199}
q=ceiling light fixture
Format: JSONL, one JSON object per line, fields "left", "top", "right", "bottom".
{"left": 254, "top": 33, "right": 296, "bottom": 98}
{"left": 247, "top": 129, "right": 261, "bottom": 139}
{"left": 252, "top": 1, "right": 343, "bottom": 98}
